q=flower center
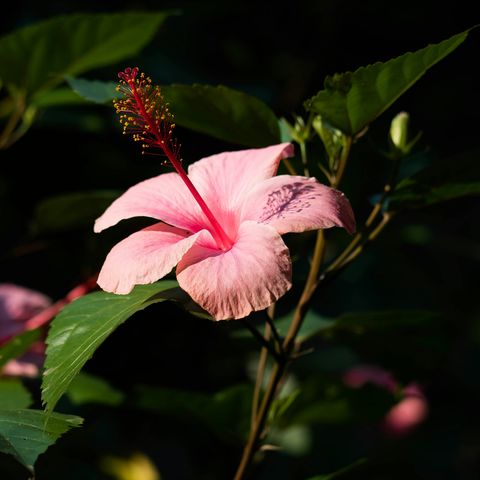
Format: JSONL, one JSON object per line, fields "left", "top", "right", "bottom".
{"left": 114, "top": 67, "right": 233, "bottom": 251}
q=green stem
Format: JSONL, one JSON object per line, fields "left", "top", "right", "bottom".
{"left": 234, "top": 362, "right": 285, "bottom": 480}
{"left": 250, "top": 322, "right": 271, "bottom": 430}
{"left": 299, "top": 141, "right": 309, "bottom": 177}
{"left": 0, "top": 94, "right": 25, "bottom": 150}
{"left": 240, "top": 319, "right": 283, "bottom": 364}
{"left": 264, "top": 309, "right": 283, "bottom": 353}
{"left": 234, "top": 136, "right": 353, "bottom": 479}
{"left": 332, "top": 136, "right": 352, "bottom": 188}
{"left": 283, "top": 230, "right": 326, "bottom": 352}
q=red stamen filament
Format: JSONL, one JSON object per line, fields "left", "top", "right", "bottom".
{"left": 115, "top": 68, "right": 233, "bottom": 251}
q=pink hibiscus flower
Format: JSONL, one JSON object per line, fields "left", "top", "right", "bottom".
{"left": 95, "top": 68, "right": 355, "bottom": 320}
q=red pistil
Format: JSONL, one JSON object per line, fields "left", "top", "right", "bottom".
{"left": 114, "top": 68, "right": 233, "bottom": 250}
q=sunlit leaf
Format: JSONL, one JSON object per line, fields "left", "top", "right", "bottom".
{"left": 64, "top": 78, "right": 280, "bottom": 147}
{"left": 66, "top": 77, "right": 120, "bottom": 104}
{"left": 389, "top": 149, "right": 480, "bottom": 210}
{"left": 66, "top": 372, "right": 124, "bottom": 407}
{"left": 0, "top": 379, "right": 32, "bottom": 410}
{"left": 0, "top": 12, "right": 171, "bottom": 97}
{"left": 34, "top": 190, "right": 121, "bottom": 233}
{"left": 42, "top": 281, "right": 178, "bottom": 415}
{"left": 305, "top": 30, "right": 469, "bottom": 135}
{"left": 0, "top": 409, "right": 82, "bottom": 472}
{"left": 162, "top": 84, "right": 280, "bottom": 147}
{"left": 0, "top": 329, "right": 41, "bottom": 369}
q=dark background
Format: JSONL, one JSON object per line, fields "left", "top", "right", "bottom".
{"left": 1, "top": 1, "right": 479, "bottom": 479}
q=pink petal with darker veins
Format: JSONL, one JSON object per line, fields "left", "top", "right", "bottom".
{"left": 98, "top": 223, "right": 212, "bottom": 294}
{"left": 176, "top": 221, "right": 292, "bottom": 320}
{"left": 94, "top": 173, "right": 207, "bottom": 234}
{"left": 242, "top": 175, "right": 356, "bottom": 235}
{"left": 187, "top": 144, "right": 294, "bottom": 229}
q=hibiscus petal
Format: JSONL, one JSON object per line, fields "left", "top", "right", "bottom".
{"left": 187, "top": 144, "right": 294, "bottom": 231}
{"left": 94, "top": 173, "right": 206, "bottom": 233}
{"left": 176, "top": 221, "right": 292, "bottom": 320}
{"left": 97, "top": 223, "right": 211, "bottom": 294}
{"left": 241, "top": 175, "right": 355, "bottom": 235}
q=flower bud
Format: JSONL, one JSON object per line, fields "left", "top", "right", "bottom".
{"left": 389, "top": 111, "right": 410, "bottom": 152}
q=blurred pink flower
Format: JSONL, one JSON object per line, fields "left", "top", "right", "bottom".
{"left": 0, "top": 278, "right": 98, "bottom": 377}
{"left": 343, "top": 364, "right": 428, "bottom": 436}
{"left": 383, "top": 383, "right": 428, "bottom": 436}
{"left": 95, "top": 143, "right": 355, "bottom": 320}
{"left": 0, "top": 284, "right": 52, "bottom": 377}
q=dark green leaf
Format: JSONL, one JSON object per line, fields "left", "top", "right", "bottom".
{"left": 330, "top": 310, "right": 441, "bottom": 334}
{"left": 302, "top": 310, "right": 441, "bottom": 340}
{"left": 0, "top": 329, "right": 41, "bottom": 369}
{"left": 31, "top": 87, "right": 87, "bottom": 108}
{"left": 162, "top": 84, "right": 280, "bottom": 147}
{"left": 275, "top": 310, "right": 333, "bottom": 342}
{"left": 135, "top": 384, "right": 252, "bottom": 442}
{"left": 305, "top": 30, "right": 469, "bottom": 135}
{"left": 42, "top": 281, "right": 178, "bottom": 415}
{"left": 389, "top": 149, "right": 480, "bottom": 210}
{"left": 66, "top": 372, "right": 124, "bottom": 407}
{"left": 66, "top": 77, "right": 121, "bottom": 104}
{"left": 0, "top": 380, "right": 32, "bottom": 409}
{"left": 34, "top": 190, "right": 121, "bottom": 233}
{"left": 0, "top": 409, "right": 82, "bottom": 472}
{"left": 0, "top": 12, "right": 171, "bottom": 97}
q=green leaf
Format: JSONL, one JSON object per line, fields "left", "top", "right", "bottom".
{"left": 162, "top": 84, "right": 280, "bottom": 147}
{"left": 299, "top": 310, "right": 441, "bottom": 340}
{"left": 0, "top": 12, "right": 171, "bottom": 97}
{"left": 135, "top": 384, "right": 252, "bottom": 442}
{"left": 275, "top": 310, "right": 333, "bottom": 342}
{"left": 31, "top": 87, "right": 87, "bottom": 108}
{"left": 42, "top": 281, "right": 178, "bottom": 415}
{"left": 66, "top": 372, "right": 124, "bottom": 407}
{"left": 389, "top": 149, "right": 480, "bottom": 210}
{"left": 305, "top": 30, "right": 469, "bottom": 135}
{"left": 65, "top": 79, "right": 280, "bottom": 147}
{"left": 0, "top": 380, "right": 32, "bottom": 410}
{"left": 0, "top": 329, "right": 41, "bottom": 369}
{"left": 66, "top": 77, "right": 121, "bottom": 104}
{"left": 329, "top": 310, "right": 441, "bottom": 334}
{"left": 34, "top": 190, "right": 122, "bottom": 233}
{"left": 0, "top": 409, "right": 82, "bottom": 472}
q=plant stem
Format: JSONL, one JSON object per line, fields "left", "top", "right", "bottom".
{"left": 240, "top": 319, "right": 283, "bottom": 364}
{"left": 0, "top": 94, "right": 25, "bottom": 150}
{"left": 234, "top": 137, "right": 353, "bottom": 479}
{"left": 234, "top": 361, "right": 284, "bottom": 480}
{"left": 264, "top": 309, "right": 283, "bottom": 353}
{"left": 250, "top": 320, "right": 271, "bottom": 430}
{"left": 250, "top": 304, "right": 276, "bottom": 429}
{"left": 332, "top": 136, "right": 352, "bottom": 188}
{"left": 283, "top": 229, "right": 326, "bottom": 352}
{"left": 299, "top": 141, "right": 309, "bottom": 176}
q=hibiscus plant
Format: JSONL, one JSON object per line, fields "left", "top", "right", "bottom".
{"left": 0, "top": 10, "right": 478, "bottom": 480}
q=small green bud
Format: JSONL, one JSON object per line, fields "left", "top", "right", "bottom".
{"left": 389, "top": 111, "right": 410, "bottom": 152}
